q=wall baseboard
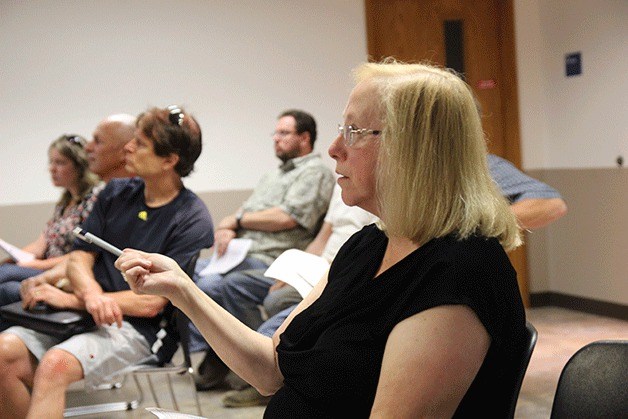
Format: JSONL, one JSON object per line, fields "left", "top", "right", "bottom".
{"left": 530, "top": 292, "right": 628, "bottom": 321}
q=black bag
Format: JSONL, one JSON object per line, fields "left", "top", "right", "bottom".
{"left": 0, "top": 301, "right": 96, "bottom": 340}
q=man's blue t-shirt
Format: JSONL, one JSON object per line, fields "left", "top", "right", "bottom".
{"left": 73, "top": 178, "right": 214, "bottom": 344}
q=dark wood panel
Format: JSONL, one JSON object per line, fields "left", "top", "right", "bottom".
{"left": 364, "top": 0, "right": 528, "bottom": 305}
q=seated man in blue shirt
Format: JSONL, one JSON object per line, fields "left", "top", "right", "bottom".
{"left": 488, "top": 154, "right": 567, "bottom": 229}
{"left": 0, "top": 105, "right": 214, "bottom": 418}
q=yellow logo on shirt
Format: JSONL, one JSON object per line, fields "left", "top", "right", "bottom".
{"left": 138, "top": 210, "right": 148, "bottom": 221}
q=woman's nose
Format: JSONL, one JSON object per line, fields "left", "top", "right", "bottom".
{"left": 328, "top": 133, "right": 345, "bottom": 160}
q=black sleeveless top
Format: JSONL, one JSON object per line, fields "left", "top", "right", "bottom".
{"left": 265, "top": 224, "right": 526, "bottom": 418}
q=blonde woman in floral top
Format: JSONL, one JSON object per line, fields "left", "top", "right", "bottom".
{"left": 0, "top": 135, "right": 102, "bottom": 312}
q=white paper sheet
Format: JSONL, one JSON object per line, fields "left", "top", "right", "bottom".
{"left": 263, "top": 249, "right": 330, "bottom": 298}
{"left": 146, "top": 407, "right": 206, "bottom": 418}
{"left": 0, "top": 238, "right": 36, "bottom": 263}
{"left": 197, "top": 238, "right": 252, "bottom": 276}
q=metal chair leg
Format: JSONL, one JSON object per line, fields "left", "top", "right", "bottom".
{"left": 63, "top": 373, "right": 143, "bottom": 417}
{"left": 186, "top": 368, "right": 204, "bottom": 417}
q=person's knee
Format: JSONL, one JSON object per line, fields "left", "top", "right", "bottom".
{"left": 0, "top": 333, "right": 30, "bottom": 380}
{"left": 263, "top": 286, "right": 301, "bottom": 317}
{"left": 263, "top": 291, "right": 283, "bottom": 315}
{"left": 34, "top": 349, "right": 81, "bottom": 387}
{"left": 0, "top": 333, "right": 25, "bottom": 359}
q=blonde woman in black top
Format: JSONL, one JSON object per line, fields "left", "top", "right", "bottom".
{"left": 116, "top": 62, "right": 526, "bottom": 418}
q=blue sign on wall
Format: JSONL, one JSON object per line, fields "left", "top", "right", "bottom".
{"left": 566, "top": 52, "right": 582, "bottom": 77}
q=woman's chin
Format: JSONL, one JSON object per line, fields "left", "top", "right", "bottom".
{"left": 339, "top": 191, "right": 357, "bottom": 207}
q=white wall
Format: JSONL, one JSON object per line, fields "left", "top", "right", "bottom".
{"left": 515, "top": 0, "right": 628, "bottom": 170}
{"left": 2, "top": 0, "right": 626, "bottom": 305}
{"left": 6, "top": 0, "right": 625, "bottom": 202}
{"left": 0, "top": 0, "right": 367, "bottom": 206}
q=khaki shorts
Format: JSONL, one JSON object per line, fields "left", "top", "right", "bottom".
{"left": 5, "top": 321, "right": 151, "bottom": 389}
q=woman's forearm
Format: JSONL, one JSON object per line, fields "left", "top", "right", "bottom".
{"left": 174, "top": 284, "right": 284, "bottom": 395}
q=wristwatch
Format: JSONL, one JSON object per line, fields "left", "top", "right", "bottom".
{"left": 235, "top": 209, "right": 245, "bottom": 230}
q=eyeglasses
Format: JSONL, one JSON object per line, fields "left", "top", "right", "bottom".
{"left": 337, "top": 124, "right": 381, "bottom": 147}
{"left": 65, "top": 135, "right": 85, "bottom": 148}
{"left": 167, "top": 105, "right": 185, "bottom": 127}
{"left": 272, "top": 130, "right": 298, "bottom": 138}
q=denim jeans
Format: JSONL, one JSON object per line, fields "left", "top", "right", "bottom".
{"left": 0, "top": 264, "right": 43, "bottom": 331}
{"left": 188, "top": 256, "right": 269, "bottom": 352}
{"left": 257, "top": 304, "right": 299, "bottom": 337}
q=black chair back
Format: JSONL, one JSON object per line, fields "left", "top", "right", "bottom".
{"left": 506, "top": 320, "right": 538, "bottom": 418}
{"left": 550, "top": 340, "right": 628, "bottom": 419}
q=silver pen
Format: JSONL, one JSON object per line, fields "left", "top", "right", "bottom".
{"left": 73, "top": 227, "right": 123, "bottom": 257}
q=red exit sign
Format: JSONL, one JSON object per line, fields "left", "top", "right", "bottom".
{"left": 477, "top": 79, "right": 497, "bottom": 90}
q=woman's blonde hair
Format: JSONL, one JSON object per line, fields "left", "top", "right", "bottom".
{"left": 354, "top": 60, "right": 521, "bottom": 250}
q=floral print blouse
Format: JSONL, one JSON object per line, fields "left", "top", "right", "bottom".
{"left": 43, "top": 183, "right": 105, "bottom": 258}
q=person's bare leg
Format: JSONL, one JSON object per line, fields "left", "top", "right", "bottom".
{"left": 27, "top": 348, "right": 83, "bottom": 419}
{"left": 0, "top": 333, "right": 38, "bottom": 418}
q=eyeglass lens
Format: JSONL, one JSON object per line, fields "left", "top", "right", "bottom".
{"left": 337, "top": 125, "right": 353, "bottom": 145}
{"left": 337, "top": 124, "right": 381, "bottom": 147}
{"left": 273, "top": 130, "right": 296, "bottom": 137}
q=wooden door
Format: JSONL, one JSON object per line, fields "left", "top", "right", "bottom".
{"left": 365, "top": 0, "right": 529, "bottom": 305}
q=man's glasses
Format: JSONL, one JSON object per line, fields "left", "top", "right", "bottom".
{"left": 65, "top": 135, "right": 85, "bottom": 148}
{"left": 167, "top": 105, "right": 185, "bottom": 127}
{"left": 337, "top": 124, "right": 381, "bottom": 147}
{"left": 272, "top": 130, "right": 298, "bottom": 138}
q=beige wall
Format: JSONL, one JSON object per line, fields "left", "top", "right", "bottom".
{"left": 0, "top": 189, "right": 253, "bottom": 259}
{"left": 1, "top": 202, "right": 56, "bottom": 248}
{"left": 526, "top": 168, "right": 627, "bottom": 305}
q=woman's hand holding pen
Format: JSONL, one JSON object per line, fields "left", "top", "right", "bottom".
{"left": 115, "top": 249, "right": 190, "bottom": 303}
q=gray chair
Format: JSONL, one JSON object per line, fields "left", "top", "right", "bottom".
{"left": 64, "top": 253, "right": 203, "bottom": 417}
{"left": 550, "top": 340, "right": 628, "bottom": 419}
{"left": 506, "top": 320, "right": 538, "bottom": 418}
